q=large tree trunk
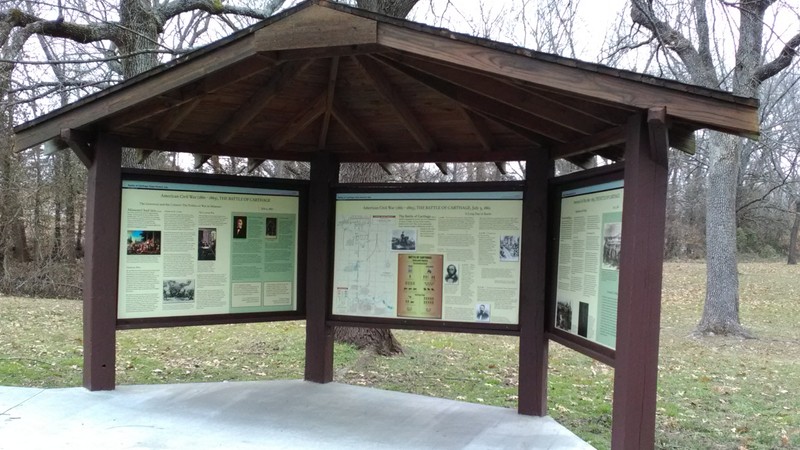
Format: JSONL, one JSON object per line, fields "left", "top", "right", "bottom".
{"left": 696, "top": 133, "right": 751, "bottom": 337}
{"left": 334, "top": 327, "right": 403, "bottom": 356}
{"left": 788, "top": 199, "right": 799, "bottom": 265}
{"left": 355, "top": 0, "right": 418, "bottom": 18}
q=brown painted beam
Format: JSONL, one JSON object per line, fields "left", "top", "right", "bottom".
{"left": 387, "top": 52, "right": 604, "bottom": 135}
{"left": 518, "top": 150, "right": 550, "bottom": 416}
{"left": 156, "top": 98, "right": 202, "bottom": 141}
{"left": 83, "top": 133, "right": 121, "bottom": 390}
{"left": 305, "top": 152, "right": 338, "bottom": 383}
{"left": 332, "top": 99, "right": 377, "bottom": 153}
{"left": 194, "top": 154, "right": 211, "bottom": 169}
{"left": 611, "top": 114, "right": 669, "bottom": 450}
{"left": 135, "top": 149, "right": 153, "bottom": 165}
{"left": 339, "top": 148, "right": 535, "bottom": 163}
{"left": 355, "top": 55, "right": 437, "bottom": 152}
{"left": 550, "top": 126, "right": 625, "bottom": 160}
{"left": 103, "top": 55, "right": 275, "bottom": 132}
{"left": 247, "top": 158, "right": 266, "bottom": 173}
{"left": 14, "top": 40, "right": 275, "bottom": 151}
{"left": 374, "top": 56, "right": 571, "bottom": 143}
{"left": 106, "top": 134, "right": 314, "bottom": 162}
{"left": 377, "top": 23, "right": 759, "bottom": 137}
{"left": 319, "top": 57, "right": 341, "bottom": 149}
{"left": 379, "top": 163, "right": 394, "bottom": 175}
{"left": 60, "top": 128, "right": 95, "bottom": 167}
{"left": 647, "top": 107, "right": 670, "bottom": 166}
{"left": 270, "top": 93, "right": 327, "bottom": 150}
{"left": 461, "top": 109, "right": 493, "bottom": 151}
{"left": 215, "top": 60, "right": 312, "bottom": 145}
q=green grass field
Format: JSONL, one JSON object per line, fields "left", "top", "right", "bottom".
{"left": 1, "top": 262, "right": 798, "bottom": 449}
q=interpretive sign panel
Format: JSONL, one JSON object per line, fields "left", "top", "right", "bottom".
{"left": 554, "top": 180, "right": 623, "bottom": 349}
{"left": 118, "top": 178, "right": 301, "bottom": 320}
{"left": 332, "top": 190, "right": 523, "bottom": 324}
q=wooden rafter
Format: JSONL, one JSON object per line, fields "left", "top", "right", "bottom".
{"left": 377, "top": 23, "right": 759, "bottom": 138}
{"left": 550, "top": 126, "right": 625, "bottom": 160}
{"left": 109, "top": 133, "right": 312, "bottom": 161}
{"left": 387, "top": 53, "right": 604, "bottom": 135}
{"left": 156, "top": 98, "right": 202, "bottom": 140}
{"left": 374, "top": 56, "right": 572, "bottom": 143}
{"left": 60, "top": 51, "right": 277, "bottom": 141}
{"left": 194, "top": 154, "right": 211, "bottom": 169}
{"left": 247, "top": 158, "right": 266, "bottom": 173}
{"left": 136, "top": 149, "right": 154, "bottom": 164}
{"left": 460, "top": 109, "right": 508, "bottom": 174}
{"left": 354, "top": 55, "right": 437, "bottom": 152}
{"left": 647, "top": 107, "right": 669, "bottom": 167}
{"left": 60, "top": 129, "right": 94, "bottom": 167}
{"left": 269, "top": 93, "right": 327, "bottom": 150}
{"left": 216, "top": 60, "right": 313, "bottom": 145}
{"left": 332, "top": 98, "right": 377, "bottom": 153}
{"left": 318, "top": 57, "right": 340, "bottom": 149}
{"left": 379, "top": 163, "right": 394, "bottom": 175}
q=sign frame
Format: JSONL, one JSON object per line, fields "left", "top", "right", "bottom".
{"left": 546, "top": 164, "right": 624, "bottom": 366}
{"left": 116, "top": 168, "right": 309, "bottom": 330}
{"left": 328, "top": 182, "right": 525, "bottom": 336}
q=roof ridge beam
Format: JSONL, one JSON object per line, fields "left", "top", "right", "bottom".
{"left": 318, "top": 57, "right": 341, "bottom": 149}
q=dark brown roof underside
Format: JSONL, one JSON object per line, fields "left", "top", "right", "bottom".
{"left": 13, "top": 0, "right": 760, "bottom": 167}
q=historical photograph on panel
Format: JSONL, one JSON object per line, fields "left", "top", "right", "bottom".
{"left": 444, "top": 263, "right": 460, "bottom": 284}
{"left": 265, "top": 217, "right": 278, "bottom": 239}
{"left": 163, "top": 279, "right": 195, "bottom": 303}
{"left": 126, "top": 230, "right": 161, "bottom": 255}
{"left": 602, "top": 222, "right": 622, "bottom": 270}
{"left": 556, "top": 300, "right": 573, "bottom": 331}
{"left": 232, "top": 216, "right": 248, "bottom": 239}
{"left": 499, "top": 235, "right": 520, "bottom": 262}
{"left": 197, "top": 228, "right": 217, "bottom": 261}
{"left": 475, "top": 303, "right": 491, "bottom": 322}
{"left": 391, "top": 229, "right": 416, "bottom": 251}
{"left": 578, "top": 302, "right": 589, "bottom": 338}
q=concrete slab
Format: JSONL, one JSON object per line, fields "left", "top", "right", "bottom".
{"left": 0, "top": 380, "right": 594, "bottom": 450}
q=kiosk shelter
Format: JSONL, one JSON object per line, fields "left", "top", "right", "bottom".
{"left": 13, "top": 2, "right": 759, "bottom": 448}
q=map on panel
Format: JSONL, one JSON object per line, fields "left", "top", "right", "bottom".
{"left": 334, "top": 215, "right": 397, "bottom": 317}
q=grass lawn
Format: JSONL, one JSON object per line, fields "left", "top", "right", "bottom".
{"left": 1, "top": 261, "right": 798, "bottom": 449}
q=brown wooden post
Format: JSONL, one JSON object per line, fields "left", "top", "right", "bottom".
{"left": 518, "top": 151, "right": 551, "bottom": 416}
{"left": 304, "top": 152, "right": 338, "bottom": 383}
{"left": 83, "top": 133, "right": 121, "bottom": 390}
{"left": 611, "top": 114, "right": 669, "bottom": 449}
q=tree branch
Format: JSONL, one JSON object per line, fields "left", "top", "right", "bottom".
{"left": 158, "top": 0, "right": 286, "bottom": 23}
{"left": 630, "top": 0, "right": 718, "bottom": 87}
{"left": 0, "top": 8, "right": 115, "bottom": 44}
{"left": 754, "top": 32, "right": 800, "bottom": 84}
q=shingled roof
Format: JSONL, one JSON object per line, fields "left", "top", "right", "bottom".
{"left": 13, "top": 0, "right": 759, "bottom": 168}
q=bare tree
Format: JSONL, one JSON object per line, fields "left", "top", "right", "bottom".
{"left": 613, "top": 0, "right": 800, "bottom": 337}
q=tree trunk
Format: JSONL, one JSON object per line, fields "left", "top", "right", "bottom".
{"left": 696, "top": 133, "right": 751, "bottom": 337}
{"left": 355, "top": 0, "right": 418, "bottom": 18}
{"left": 118, "top": 0, "right": 161, "bottom": 79}
{"left": 788, "top": 199, "right": 799, "bottom": 265}
{"left": 334, "top": 327, "right": 403, "bottom": 356}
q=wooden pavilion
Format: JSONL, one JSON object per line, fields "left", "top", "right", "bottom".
{"left": 12, "top": 1, "right": 759, "bottom": 449}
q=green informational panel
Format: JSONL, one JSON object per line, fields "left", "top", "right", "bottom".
{"left": 118, "top": 179, "right": 300, "bottom": 320}
{"left": 332, "top": 191, "right": 523, "bottom": 324}
{"left": 554, "top": 180, "right": 623, "bottom": 350}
